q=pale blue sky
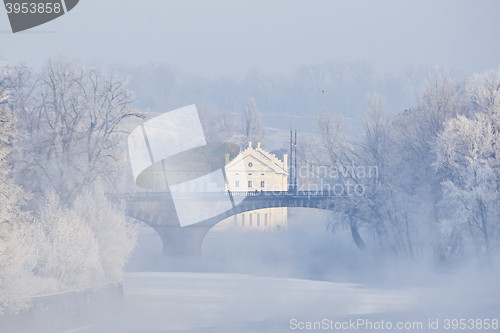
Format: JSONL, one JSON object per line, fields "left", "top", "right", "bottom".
{"left": 1, "top": 0, "right": 499, "bottom": 78}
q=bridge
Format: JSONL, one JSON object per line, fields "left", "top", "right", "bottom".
{"left": 118, "top": 190, "right": 341, "bottom": 256}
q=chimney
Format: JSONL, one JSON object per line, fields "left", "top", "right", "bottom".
{"left": 257, "top": 142, "right": 261, "bottom": 149}
{"left": 225, "top": 153, "right": 229, "bottom": 165}
{"left": 248, "top": 141, "right": 252, "bottom": 148}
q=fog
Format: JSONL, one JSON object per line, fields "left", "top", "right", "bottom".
{"left": 111, "top": 209, "right": 500, "bottom": 333}
{"left": 1, "top": 1, "right": 500, "bottom": 333}
{"left": 2, "top": 0, "right": 500, "bottom": 78}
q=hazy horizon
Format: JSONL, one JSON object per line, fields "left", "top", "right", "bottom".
{"left": 2, "top": 0, "right": 500, "bottom": 79}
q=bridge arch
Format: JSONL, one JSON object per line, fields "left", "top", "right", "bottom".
{"left": 124, "top": 191, "right": 340, "bottom": 256}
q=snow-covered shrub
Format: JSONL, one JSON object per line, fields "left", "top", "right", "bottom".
{"left": 33, "top": 192, "right": 103, "bottom": 289}
{"left": 73, "top": 184, "right": 137, "bottom": 281}
{"left": 1, "top": 185, "right": 138, "bottom": 315}
{"left": 0, "top": 222, "right": 37, "bottom": 315}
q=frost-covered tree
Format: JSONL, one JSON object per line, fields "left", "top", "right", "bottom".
{"left": 0, "top": 72, "right": 34, "bottom": 315}
{"left": 311, "top": 96, "right": 398, "bottom": 253}
{"left": 414, "top": 69, "right": 457, "bottom": 138}
{"left": 198, "top": 104, "right": 240, "bottom": 143}
{"left": 467, "top": 66, "right": 500, "bottom": 130}
{"left": 390, "top": 69, "right": 460, "bottom": 258}
{"left": 7, "top": 61, "right": 144, "bottom": 205}
{"left": 29, "top": 185, "right": 137, "bottom": 289}
{"left": 0, "top": 62, "right": 141, "bottom": 315}
{"left": 316, "top": 71, "right": 459, "bottom": 258}
{"left": 73, "top": 184, "right": 137, "bottom": 281}
{"left": 341, "top": 93, "right": 417, "bottom": 256}
{"left": 313, "top": 107, "right": 369, "bottom": 251}
{"left": 122, "top": 63, "right": 178, "bottom": 112}
{"left": 433, "top": 68, "right": 500, "bottom": 262}
{"left": 242, "top": 97, "right": 265, "bottom": 144}
{"left": 435, "top": 115, "right": 499, "bottom": 262}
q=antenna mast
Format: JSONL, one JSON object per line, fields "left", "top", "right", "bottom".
{"left": 294, "top": 129, "right": 297, "bottom": 194}
{"left": 289, "top": 129, "right": 293, "bottom": 192}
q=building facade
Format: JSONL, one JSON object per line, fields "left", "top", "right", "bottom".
{"left": 212, "top": 141, "right": 289, "bottom": 233}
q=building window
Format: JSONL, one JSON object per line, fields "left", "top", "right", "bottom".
{"left": 248, "top": 180, "right": 252, "bottom": 188}
{"left": 234, "top": 215, "right": 237, "bottom": 226}
{"left": 235, "top": 180, "right": 239, "bottom": 187}
{"left": 249, "top": 214, "right": 252, "bottom": 226}
{"left": 242, "top": 214, "right": 245, "bottom": 227}
{"left": 261, "top": 181, "right": 265, "bottom": 188}
{"left": 265, "top": 214, "right": 268, "bottom": 226}
{"left": 257, "top": 214, "right": 260, "bottom": 226}
{"left": 248, "top": 162, "right": 253, "bottom": 167}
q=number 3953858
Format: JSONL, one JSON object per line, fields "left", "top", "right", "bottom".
{"left": 5, "top": 2, "right": 62, "bottom": 14}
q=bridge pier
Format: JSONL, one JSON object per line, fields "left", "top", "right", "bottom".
{"left": 154, "top": 226, "right": 212, "bottom": 256}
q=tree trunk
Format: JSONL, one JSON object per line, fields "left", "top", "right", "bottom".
{"left": 349, "top": 215, "right": 366, "bottom": 251}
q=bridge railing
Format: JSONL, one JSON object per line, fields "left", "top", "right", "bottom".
{"left": 112, "top": 190, "right": 345, "bottom": 199}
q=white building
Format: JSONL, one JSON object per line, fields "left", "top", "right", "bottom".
{"left": 213, "top": 141, "right": 289, "bottom": 233}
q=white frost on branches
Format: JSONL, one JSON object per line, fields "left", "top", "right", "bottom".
{"left": 73, "top": 185, "right": 137, "bottom": 281}
{"left": 0, "top": 64, "right": 139, "bottom": 315}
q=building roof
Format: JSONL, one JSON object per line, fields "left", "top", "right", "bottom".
{"left": 225, "top": 141, "right": 288, "bottom": 175}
